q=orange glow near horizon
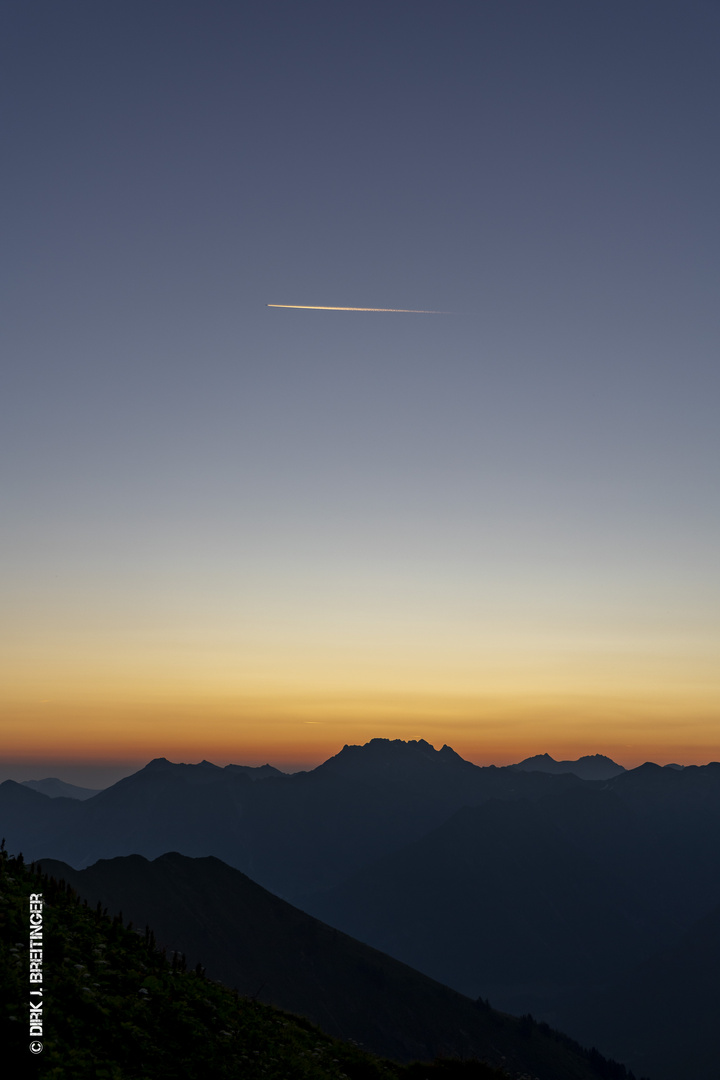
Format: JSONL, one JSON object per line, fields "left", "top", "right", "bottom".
{"left": 2, "top": 684, "right": 719, "bottom": 777}
{"left": 4, "top": 566, "right": 719, "bottom": 781}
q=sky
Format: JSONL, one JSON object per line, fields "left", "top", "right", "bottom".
{"left": 2, "top": 1, "right": 719, "bottom": 786}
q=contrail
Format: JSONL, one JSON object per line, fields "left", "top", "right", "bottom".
{"left": 267, "top": 304, "right": 448, "bottom": 313}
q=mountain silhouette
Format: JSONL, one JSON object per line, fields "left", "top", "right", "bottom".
{"left": 511, "top": 753, "right": 625, "bottom": 781}
{"left": 33, "top": 850, "right": 639, "bottom": 1079}
{"left": 3, "top": 850, "right": 521, "bottom": 1080}
{"left": 4, "top": 739, "right": 720, "bottom": 1073}
{"left": 305, "top": 762, "right": 720, "bottom": 1024}
{"left": 19, "top": 777, "right": 102, "bottom": 799}
{"left": 0, "top": 740, "right": 582, "bottom": 899}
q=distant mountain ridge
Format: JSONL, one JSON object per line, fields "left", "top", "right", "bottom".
{"left": 303, "top": 758, "right": 720, "bottom": 1080}
{"left": 19, "top": 776, "right": 102, "bottom": 800}
{"left": 0, "top": 739, "right": 584, "bottom": 898}
{"left": 511, "top": 753, "right": 625, "bottom": 780}
{"left": 224, "top": 763, "right": 287, "bottom": 780}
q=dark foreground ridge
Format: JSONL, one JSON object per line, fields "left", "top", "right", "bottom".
{"left": 2, "top": 845, "right": 644, "bottom": 1080}
{"left": 2, "top": 847, "right": 505, "bottom": 1080}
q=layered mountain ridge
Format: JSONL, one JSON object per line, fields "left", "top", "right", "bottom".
{"left": 31, "top": 850, "right": 634, "bottom": 1078}
{"left": 3, "top": 738, "right": 719, "bottom": 1079}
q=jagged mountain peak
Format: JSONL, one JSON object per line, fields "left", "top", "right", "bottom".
{"left": 314, "top": 738, "right": 479, "bottom": 779}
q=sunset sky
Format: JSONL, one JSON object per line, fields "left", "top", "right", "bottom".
{"left": 2, "top": 2, "right": 719, "bottom": 786}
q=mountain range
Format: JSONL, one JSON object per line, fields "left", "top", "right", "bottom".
{"left": 33, "top": 850, "right": 634, "bottom": 1079}
{"left": 3, "top": 851, "right": 520, "bottom": 1080}
{"left": 0, "top": 740, "right": 590, "bottom": 898}
{"left": 19, "top": 776, "right": 102, "bottom": 799}
{"left": 510, "top": 753, "right": 625, "bottom": 781}
{"left": 3, "top": 737, "right": 719, "bottom": 1078}
{"left": 305, "top": 762, "right": 720, "bottom": 1007}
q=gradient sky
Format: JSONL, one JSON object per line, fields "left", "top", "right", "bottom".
{"left": 2, "top": 1, "right": 719, "bottom": 785}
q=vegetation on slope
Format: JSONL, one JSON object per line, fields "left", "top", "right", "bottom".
{"left": 0, "top": 845, "right": 643, "bottom": 1080}
{"left": 0, "top": 846, "right": 512, "bottom": 1080}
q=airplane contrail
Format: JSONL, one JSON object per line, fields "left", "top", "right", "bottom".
{"left": 267, "top": 304, "right": 448, "bottom": 313}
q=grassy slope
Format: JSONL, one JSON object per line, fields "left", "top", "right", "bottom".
{"left": 0, "top": 848, "right": 642, "bottom": 1080}
{"left": 34, "top": 851, "right": 642, "bottom": 1079}
{"left": 0, "top": 850, "right": 510, "bottom": 1080}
